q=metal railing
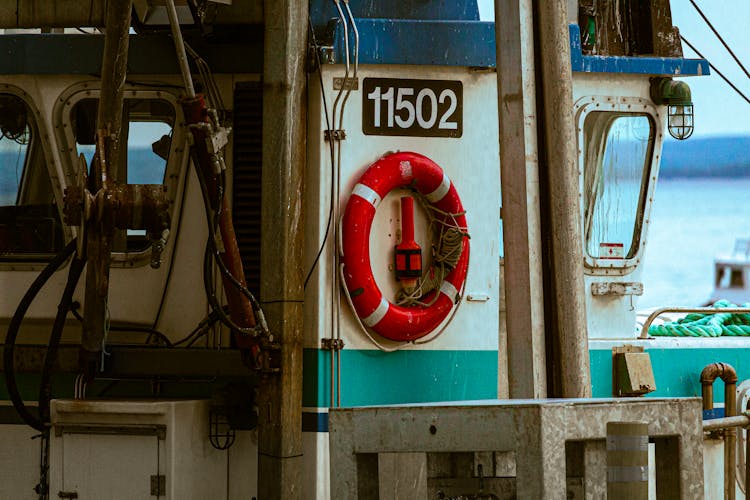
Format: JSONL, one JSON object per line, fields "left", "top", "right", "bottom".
{"left": 638, "top": 307, "right": 750, "bottom": 339}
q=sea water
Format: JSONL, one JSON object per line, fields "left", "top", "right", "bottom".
{"left": 639, "top": 177, "right": 750, "bottom": 308}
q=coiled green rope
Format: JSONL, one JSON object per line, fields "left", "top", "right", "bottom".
{"left": 649, "top": 300, "right": 750, "bottom": 337}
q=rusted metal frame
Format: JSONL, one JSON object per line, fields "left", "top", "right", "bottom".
{"left": 639, "top": 306, "right": 750, "bottom": 339}
{"left": 80, "top": 0, "right": 133, "bottom": 377}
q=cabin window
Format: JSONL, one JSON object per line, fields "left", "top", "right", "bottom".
{"left": 70, "top": 98, "right": 175, "bottom": 252}
{"left": 0, "top": 94, "right": 63, "bottom": 260}
{"left": 582, "top": 112, "right": 654, "bottom": 262}
{"left": 716, "top": 266, "right": 744, "bottom": 289}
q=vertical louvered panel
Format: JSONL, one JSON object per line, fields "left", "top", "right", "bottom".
{"left": 232, "top": 82, "right": 262, "bottom": 294}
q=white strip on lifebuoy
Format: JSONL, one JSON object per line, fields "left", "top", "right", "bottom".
{"left": 439, "top": 280, "right": 459, "bottom": 302}
{"left": 362, "top": 296, "right": 390, "bottom": 327}
{"left": 352, "top": 183, "right": 382, "bottom": 208}
{"left": 425, "top": 172, "right": 451, "bottom": 203}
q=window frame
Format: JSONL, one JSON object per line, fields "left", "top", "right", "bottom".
{"left": 55, "top": 83, "right": 188, "bottom": 268}
{"left": 575, "top": 96, "right": 664, "bottom": 276}
{"left": 0, "top": 85, "right": 70, "bottom": 268}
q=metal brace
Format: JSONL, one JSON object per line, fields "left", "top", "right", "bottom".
{"left": 321, "top": 338, "right": 344, "bottom": 351}
{"left": 324, "top": 129, "right": 346, "bottom": 142}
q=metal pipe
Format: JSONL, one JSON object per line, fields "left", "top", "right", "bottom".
{"left": 701, "top": 362, "right": 738, "bottom": 500}
{"left": 535, "top": 0, "right": 590, "bottom": 397}
{"left": 164, "top": 0, "right": 195, "bottom": 98}
{"left": 703, "top": 415, "right": 750, "bottom": 432}
{"left": 639, "top": 307, "right": 750, "bottom": 339}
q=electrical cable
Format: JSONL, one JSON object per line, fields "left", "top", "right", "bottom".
{"left": 191, "top": 150, "right": 264, "bottom": 336}
{"left": 303, "top": 15, "right": 337, "bottom": 291}
{"left": 680, "top": 35, "right": 750, "bottom": 106}
{"left": 38, "top": 255, "right": 85, "bottom": 428}
{"left": 4, "top": 239, "right": 76, "bottom": 432}
{"left": 688, "top": 0, "right": 750, "bottom": 81}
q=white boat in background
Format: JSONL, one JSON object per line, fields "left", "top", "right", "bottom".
{"left": 709, "top": 238, "right": 750, "bottom": 305}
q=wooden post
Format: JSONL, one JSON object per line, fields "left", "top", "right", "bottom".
{"left": 494, "top": 0, "right": 548, "bottom": 398}
{"left": 80, "top": 0, "right": 132, "bottom": 373}
{"left": 257, "top": 0, "right": 307, "bottom": 497}
{"left": 536, "top": 0, "right": 591, "bottom": 398}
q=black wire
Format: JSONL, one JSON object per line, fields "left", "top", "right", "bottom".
{"left": 303, "top": 15, "right": 337, "bottom": 291}
{"left": 681, "top": 35, "right": 750, "bottom": 106}
{"left": 38, "top": 255, "right": 85, "bottom": 428}
{"left": 4, "top": 239, "right": 76, "bottom": 432}
{"left": 688, "top": 0, "right": 750, "bottom": 81}
{"left": 190, "top": 149, "right": 261, "bottom": 336}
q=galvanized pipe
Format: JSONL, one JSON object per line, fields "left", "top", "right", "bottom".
{"left": 703, "top": 415, "right": 750, "bottom": 432}
{"left": 164, "top": 0, "right": 195, "bottom": 98}
{"left": 535, "top": 0, "right": 591, "bottom": 397}
{"left": 701, "top": 362, "right": 738, "bottom": 500}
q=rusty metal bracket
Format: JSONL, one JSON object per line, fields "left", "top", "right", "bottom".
{"left": 321, "top": 338, "right": 344, "bottom": 351}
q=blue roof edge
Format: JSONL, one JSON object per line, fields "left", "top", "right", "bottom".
{"left": 331, "top": 20, "right": 710, "bottom": 76}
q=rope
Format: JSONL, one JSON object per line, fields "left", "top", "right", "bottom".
{"left": 649, "top": 300, "right": 750, "bottom": 337}
{"left": 395, "top": 190, "right": 469, "bottom": 307}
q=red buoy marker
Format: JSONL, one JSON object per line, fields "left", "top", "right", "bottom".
{"left": 394, "top": 196, "right": 422, "bottom": 292}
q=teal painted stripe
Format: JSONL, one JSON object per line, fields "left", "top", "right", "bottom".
{"left": 303, "top": 348, "right": 498, "bottom": 407}
{"left": 590, "top": 347, "right": 750, "bottom": 402}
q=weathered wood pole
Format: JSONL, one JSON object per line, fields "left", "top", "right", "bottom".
{"left": 494, "top": 0, "right": 547, "bottom": 398}
{"left": 535, "top": 0, "right": 591, "bottom": 397}
{"left": 257, "top": 0, "right": 307, "bottom": 497}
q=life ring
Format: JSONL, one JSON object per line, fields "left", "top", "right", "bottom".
{"left": 341, "top": 152, "right": 470, "bottom": 341}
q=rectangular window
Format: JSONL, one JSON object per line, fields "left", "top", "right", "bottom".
{"left": 583, "top": 112, "right": 654, "bottom": 261}
{"left": 0, "top": 94, "right": 63, "bottom": 259}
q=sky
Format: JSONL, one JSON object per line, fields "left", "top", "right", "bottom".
{"left": 477, "top": 0, "right": 750, "bottom": 138}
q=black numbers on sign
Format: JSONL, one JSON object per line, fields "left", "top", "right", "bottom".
{"left": 362, "top": 78, "right": 462, "bottom": 138}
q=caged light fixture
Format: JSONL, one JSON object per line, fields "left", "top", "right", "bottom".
{"left": 650, "top": 77, "right": 694, "bottom": 140}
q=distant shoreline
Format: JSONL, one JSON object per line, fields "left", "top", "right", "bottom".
{"left": 660, "top": 135, "right": 750, "bottom": 178}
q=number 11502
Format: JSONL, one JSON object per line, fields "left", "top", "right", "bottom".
{"left": 362, "top": 78, "right": 463, "bottom": 138}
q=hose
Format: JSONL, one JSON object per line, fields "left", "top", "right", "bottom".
{"left": 38, "top": 255, "right": 85, "bottom": 427}
{"left": 4, "top": 239, "right": 76, "bottom": 431}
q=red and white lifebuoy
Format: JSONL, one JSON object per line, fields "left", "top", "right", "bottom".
{"left": 341, "top": 152, "right": 469, "bottom": 341}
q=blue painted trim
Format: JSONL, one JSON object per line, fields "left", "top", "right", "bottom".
{"left": 569, "top": 24, "right": 710, "bottom": 76}
{"left": 703, "top": 408, "right": 725, "bottom": 420}
{"left": 309, "top": 0, "right": 480, "bottom": 30}
{"left": 333, "top": 19, "right": 496, "bottom": 67}
{"left": 330, "top": 19, "right": 708, "bottom": 75}
{"left": 303, "top": 348, "right": 498, "bottom": 408}
{"left": 302, "top": 410, "right": 329, "bottom": 433}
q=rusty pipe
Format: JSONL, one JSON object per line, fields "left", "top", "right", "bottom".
{"left": 701, "top": 362, "right": 738, "bottom": 500}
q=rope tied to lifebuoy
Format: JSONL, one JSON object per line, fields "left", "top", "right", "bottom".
{"left": 396, "top": 190, "right": 469, "bottom": 307}
{"left": 341, "top": 151, "right": 470, "bottom": 342}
